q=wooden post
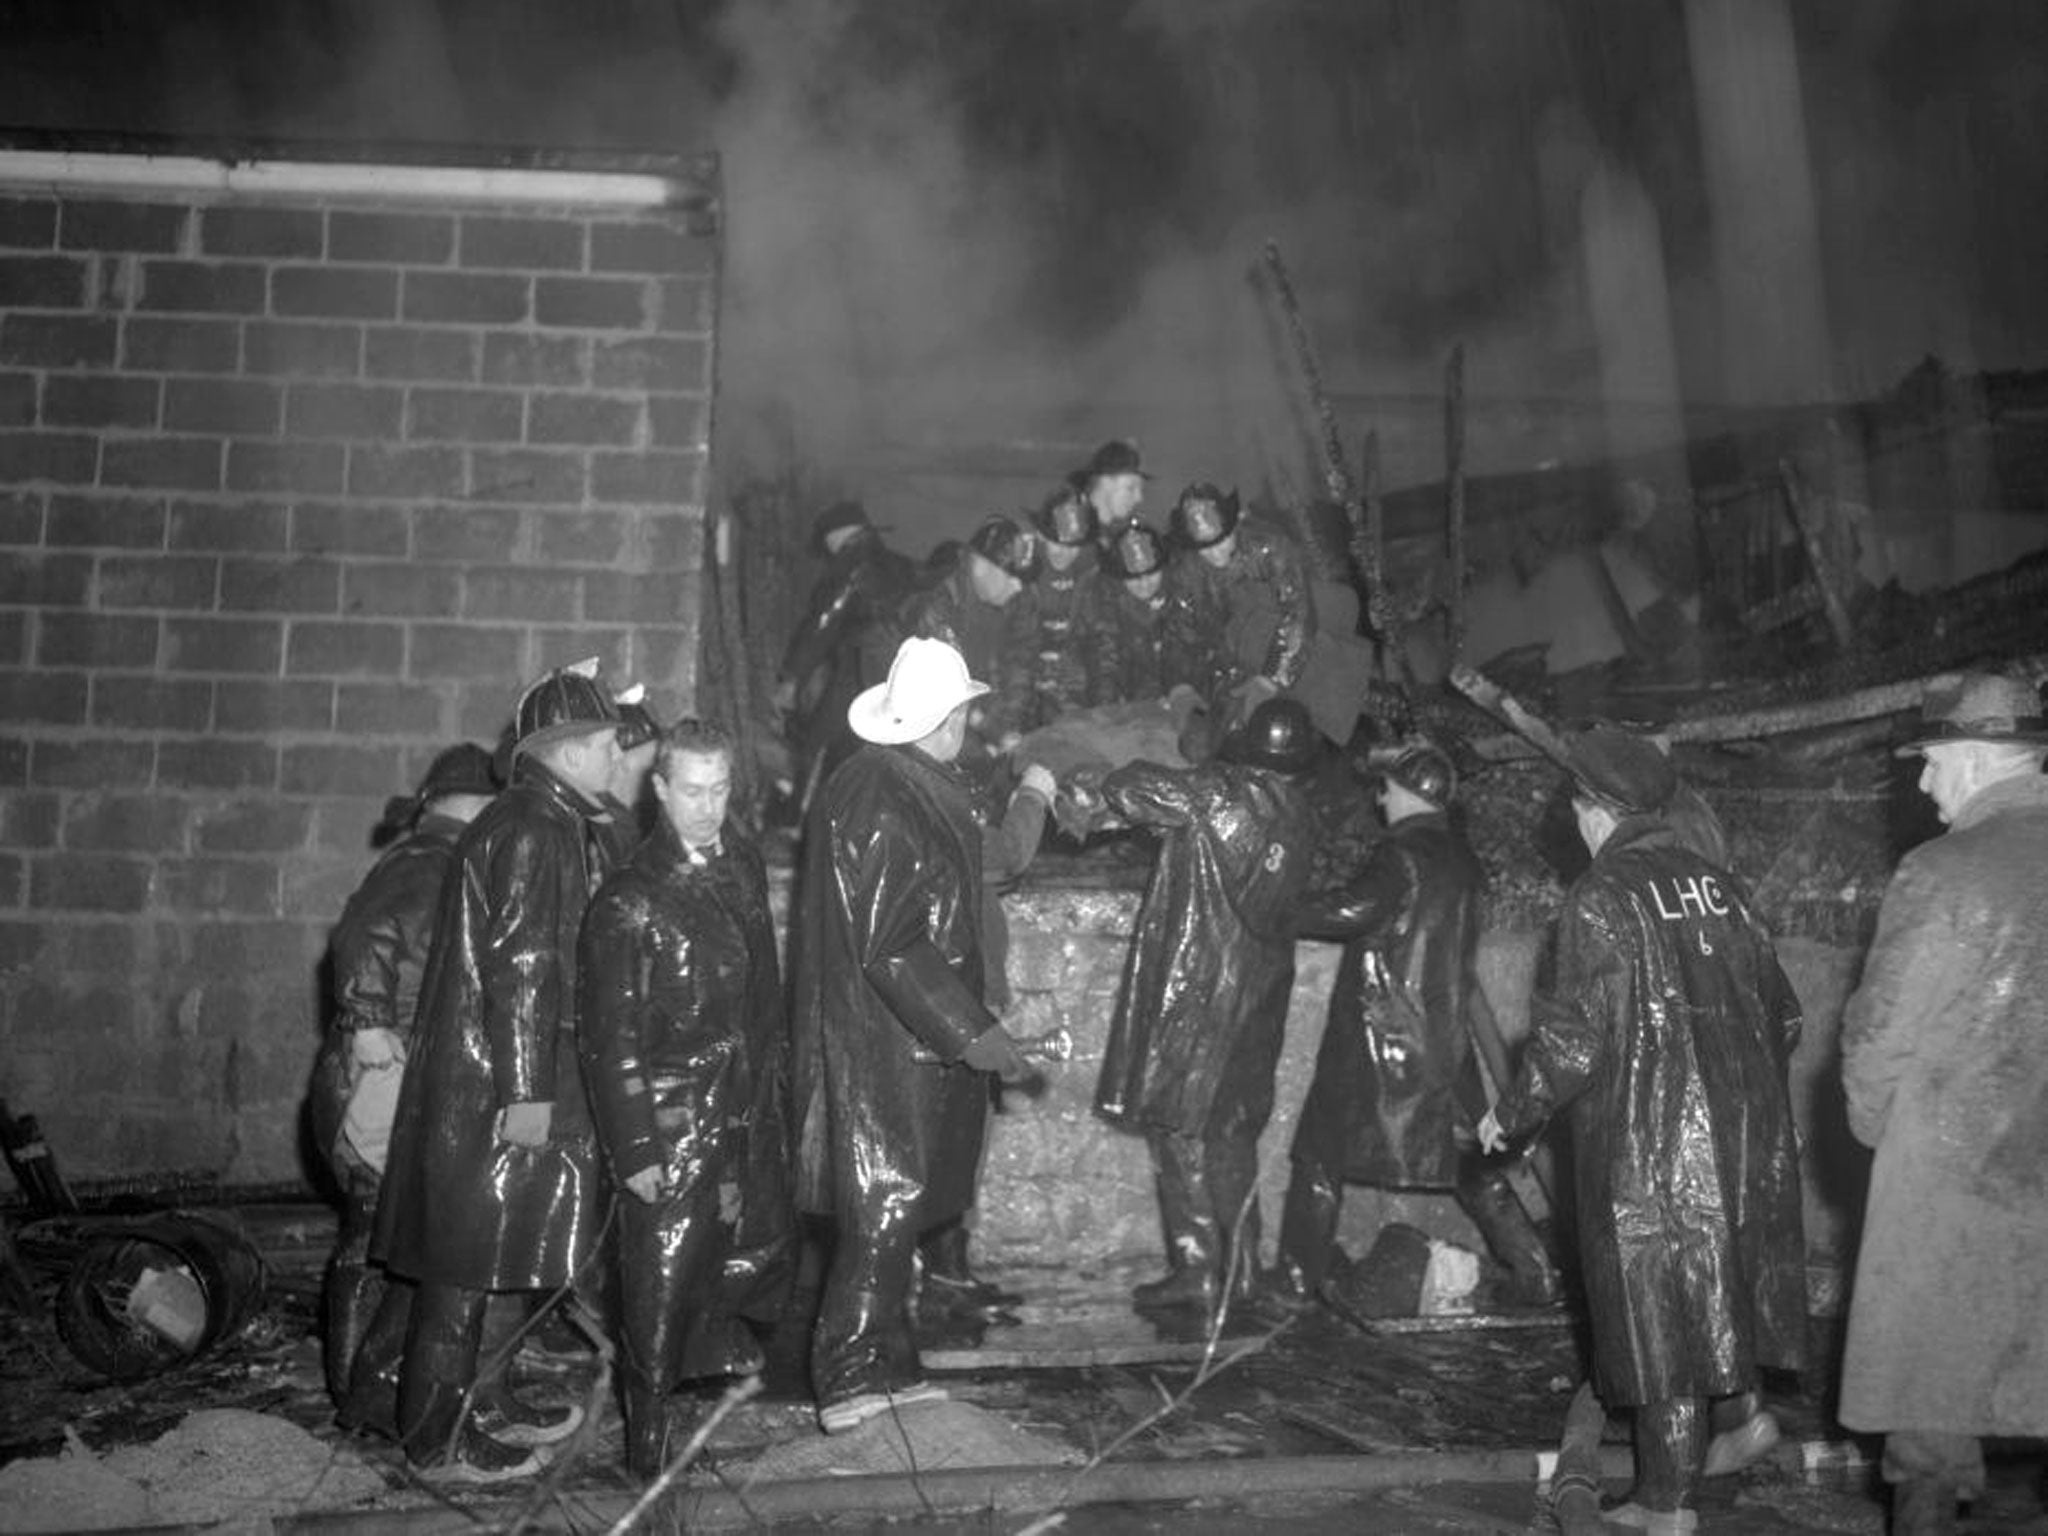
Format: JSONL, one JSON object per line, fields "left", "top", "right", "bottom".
{"left": 1444, "top": 344, "right": 1468, "bottom": 664}
{"left": 1778, "top": 458, "right": 1855, "bottom": 648}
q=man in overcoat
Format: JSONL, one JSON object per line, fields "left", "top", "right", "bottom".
{"left": 1095, "top": 697, "right": 1320, "bottom": 1313}
{"left": 1839, "top": 672, "right": 2048, "bottom": 1536}
{"left": 1271, "top": 741, "right": 1558, "bottom": 1310}
{"left": 792, "top": 637, "right": 1035, "bottom": 1434}
{"left": 375, "top": 664, "right": 622, "bottom": 1481}
{"left": 1480, "top": 723, "right": 1805, "bottom": 1532}
{"left": 579, "top": 718, "right": 791, "bottom": 1477}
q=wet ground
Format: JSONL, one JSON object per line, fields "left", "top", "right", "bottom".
{"left": 2, "top": 1198, "right": 2043, "bottom": 1533}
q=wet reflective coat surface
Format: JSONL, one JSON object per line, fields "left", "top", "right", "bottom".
{"left": 578, "top": 816, "right": 790, "bottom": 1394}
{"left": 792, "top": 743, "right": 998, "bottom": 1225}
{"left": 308, "top": 811, "right": 466, "bottom": 1168}
{"left": 1095, "top": 759, "right": 1318, "bottom": 1140}
{"left": 374, "top": 760, "right": 611, "bottom": 1292}
{"left": 1293, "top": 811, "right": 1487, "bottom": 1188}
{"left": 792, "top": 742, "right": 1003, "bottom": 1402}
{"left": 1018, "top": 552, "right": 1107, "bottom": 729}
{"left": 1495, "top": 818, "right": 1805, "bottom": 1406}
{"left": 1840, "top": 773, "right": 2048, "bottom": 1438}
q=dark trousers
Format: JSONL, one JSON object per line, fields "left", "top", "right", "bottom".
{"left": 810, "top": 1201, "right": 928, "bottom": 1407}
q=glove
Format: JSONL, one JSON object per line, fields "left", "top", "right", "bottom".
{"left": 1017, "top": 763, "right": 1057, "bottom": 802}
{"left": 960, "top": 1026, "right": 1033, "bottom": 1084}
{"left": 340, "top": 1062, "right": 403, "bottom": 1174}
{"left": 350, "top": 1026, "right": 405, "bottom": 1072}
{"left": 497, "top": 1100, "right": 553, "bottom": 1147}
{"left": 1477, "top": 1107, "right": 1508, "bottom": 1156}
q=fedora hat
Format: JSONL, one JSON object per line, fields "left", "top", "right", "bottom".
{"left": 416, "top": 742, "right": 499, "bottom": 802}
{"left": 848, "top": 637, "right": 990, "bottom": 746}
{"left": 1557, "top": 722, "right": 1677, "bottom": 815}
{"left": 1895, "top": 671, "right": 2048, "bottom": 756}
{"left": 1074, "top": 438, "right": 1151, "bottom": 485}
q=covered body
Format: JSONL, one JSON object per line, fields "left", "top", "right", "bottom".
{"left": 374, "top": 762, "right": 610, "bottom": 1292}
{"left": 1838, "top": 773, "right": 2048, "bottom": 1441}
{"left": 1492, "top": 820, "right": 1805, "bottom": 1407}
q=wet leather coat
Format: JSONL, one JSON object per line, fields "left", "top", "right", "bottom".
{"left": 903, "top": 567, "right": 1034, "bottom": 741}
{"left": 309, "top": 811, "right": 466, "bottom": 1167}
{"left": 1495, "top": 818, "right": 1805, "bottom": 1406}
{"left": 1095, "top": 759, "right": 1318, "bottom": 1140}
{"left": 791, "top": 743, "right": 999, "bottom": 1226}
{"left": 1293, "top": 810, "right": 1487, "bottom": 1189}
{"left": 374, "top": 759, "right": 611, "bottom": 1292}
{"left": 1168, "top": 516, "right": 1316, "bottom": 702}
{"left": 1019, "top": 552, "right": 1107, "bottom": 729}
{"left": 1839, "top": 772, "right": 2048, "bottom": 1438}
{"left": 578, "top": 815, "right": 790, "bottom": 1392}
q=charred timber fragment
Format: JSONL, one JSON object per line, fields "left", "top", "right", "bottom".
{"left": 1777, "top": 459, "right": 1856, "bottom": 648}
{"left": 1259, "top": 240, "right": 1402, "bottom": 676}
{"left": 1445, "top": 344, "right": 1468, "bottom": 665}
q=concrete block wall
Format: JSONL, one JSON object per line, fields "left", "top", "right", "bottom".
{"left": 0, "top": 152, "right": 719, "bottom": 1189}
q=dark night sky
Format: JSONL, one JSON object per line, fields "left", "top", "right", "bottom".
{"left": 5, "top": 0, "right": 2046, "bottom": 523}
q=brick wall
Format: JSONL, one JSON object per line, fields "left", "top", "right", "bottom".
{"left": 0, "top": 154, "right": 719, "bottom": 1190}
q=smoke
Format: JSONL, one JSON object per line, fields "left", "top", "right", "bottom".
{"left": 6, "top": 0, "right": 2048, "bottom": 545}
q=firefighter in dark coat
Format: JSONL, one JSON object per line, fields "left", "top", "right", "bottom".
{"left": 1089, "top": 521, "right": 1181, "bottom": 703}
{"left": 1017, "top": 485, "right": 1108, "bottom": 729}
{"left": 1270, "top": 742, "right": 1560, "bottom": 1309}
{"left": 900, "top": 514, "right": 1040, "bottom": 760}
{"left": 578, "top": 718, "right": 790, "bottom": 1477}
{"left": 1481, "top": 724, "right": 1805, "bottom": 1531}
{"left": 374, "top": 665, "right": 623, "bottom": 1482}
{"left": 1095, "top": 698, "right": 1320, "bottom": 1312}
{"left": 309, "top": 744, "right": 498, "bottom": 1409}
{"left": 1166, "top": 484, "right": 1315, "bottom": 728}
{"left": 776, "top": 500, "right": 917, "bottom": 802}
{"left": 792, "top": 637, "right": 1036, "bottom": 1434}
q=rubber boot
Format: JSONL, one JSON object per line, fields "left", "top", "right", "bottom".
{"left": 1132, "top": 1132, "right": 1219, "bottom": 1310}
{"left": 338, "top": 1280, "right": 411, "bottom": 1439}
{"left": 1206, "top": 1133, "right": 1262, "bottom": 1304}
{"left": 918, "top": 1218, "right": 1021, "bottom": 1310}
{"left": 623, "top": 1380, "right": 668, "bottom": 1480}
{"left": 1891, "top": 1478, "right": 1959, "bottom": 1536}
{"left": 1456, "top": 1159, "right": 1563, "bottom": 1308}
{"left": 1607, "top": 1395, "right": 1705, "bottom": 1530}
{"left": 397, "top": 1283, "right": 487, "bottom": 1468}
{"left": 322, "top": 1257, "right": 384, "bottom": 1405}
{"left": 1269, "top": 1160, "right": 1344, "bottom": 1304}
